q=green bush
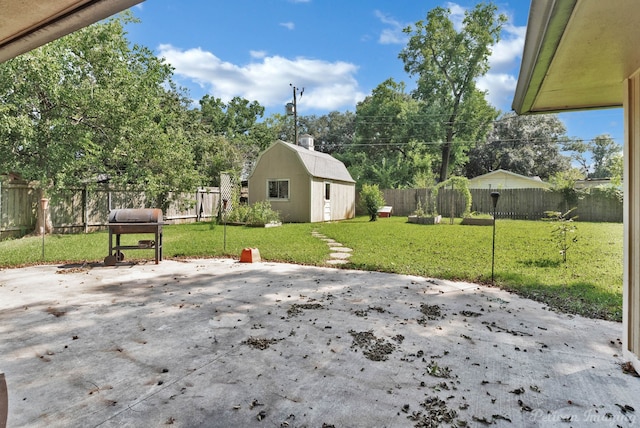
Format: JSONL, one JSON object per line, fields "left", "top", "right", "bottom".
{"left": 413, "top": 198, "right": 426, "bottom": 217}
{"left": 226, "top": 203, "right": 250, "bottom": 223}
{"left": 226, "top": 201, "right": 280, "bottom": 226}
{"left": 589, "top": 185, "right": 623, "bottom": 203}
{"left": 359, "top": 184, "right": 385, "bottom": 221}
{"left": 437, "top": 176, "right": 471, "bottom": 217}
{"left": 246, "top": 201, "right": 280, "bottom": 225}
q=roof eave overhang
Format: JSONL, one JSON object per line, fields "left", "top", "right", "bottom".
{"left": 512, "top": 0, "right": 578, "bottom": 115}
{"left": 0, "top": 0, "right": 144, "bottom": 63}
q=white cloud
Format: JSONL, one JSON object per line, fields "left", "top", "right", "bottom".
{"left": 445, "top": 2, "right": 466, "bottom": 31}
{"left": 477, "top": 73, "right": 517, "bottom": 111}
{"left": 374, "top": 10, "right": 407, "bottom": 45}
{"left": 250, "top": 50, "right": 267, "bottom": 59}
{"left": 158, "top": 44, "right": 366, "bottom": 112}
{"left": 488, "top": 22, "right": 525, "bottom": 72}
{"left": 479, "top": 20, "right": 525, "bottom": 111}
{"left": 379, "top": 28, "right": 405, "bottom": 45}
{"left": 280, "top": 22, "right": 295, "bottom": 30}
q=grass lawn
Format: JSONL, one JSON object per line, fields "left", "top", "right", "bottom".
{"left": 316, "top": 217, "right": 622, "bottom": 322}
{"left": 0, "top": 216, "right": 622, "bottom": 321}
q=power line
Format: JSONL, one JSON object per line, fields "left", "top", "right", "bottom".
{"left": 340, "top": 136, "right": 623, "bottom": 147}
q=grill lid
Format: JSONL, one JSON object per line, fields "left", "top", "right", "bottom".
{"left": 108, "top": 209, "right": 163, "bottom": 223}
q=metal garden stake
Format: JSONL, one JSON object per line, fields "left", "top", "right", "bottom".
{"left": 40, "top": 198, "right": 49, "bottom": 260}
{"left": 222, "top": 199, "right": 228, "bottom": 252}
{"left": 491, "top": 192, "right": 500, "bottom": 285}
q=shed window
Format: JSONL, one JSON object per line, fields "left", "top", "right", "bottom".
{"left": 325, "top": 182, "right": 331, "bottom": 200}
{"left": 268, "top": 179, "right": 289, "bottom": 199}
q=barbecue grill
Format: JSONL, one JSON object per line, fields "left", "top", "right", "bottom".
{"left": 104, "top": 208, "right": 163, "bottom": 266}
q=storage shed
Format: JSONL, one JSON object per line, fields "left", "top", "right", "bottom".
{"left": 248, "top": 139, "right": 356, "bottom": 223}
{"left": 468, "top": 169, "right": 550, "bottom": 190}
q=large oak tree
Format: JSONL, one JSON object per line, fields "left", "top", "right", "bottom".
{"left": 465, "top": 112, "right": 571, "bottom": 180}
{"left": 0, "top": 13, "right": 198, "bottom": 230}
{"left": 399, "top": 3, "right": 505, "bottom": 182}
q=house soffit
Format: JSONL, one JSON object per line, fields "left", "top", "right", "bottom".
{"left": 0, "top": 0, "right": 143, "bottom": 63}
{"left": 513, "top": 0, "right": 640, "bottom": 114}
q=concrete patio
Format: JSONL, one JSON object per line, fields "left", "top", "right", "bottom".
{"left": 0, "top": 258, "right": 638, "bottom": 427}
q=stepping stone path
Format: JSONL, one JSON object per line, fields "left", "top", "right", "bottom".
{"left": 311, "top": 231, "right": 353, "bottom": 265}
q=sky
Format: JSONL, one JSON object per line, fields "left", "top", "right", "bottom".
{"left": 125, "top": 0, "right": 624, "bottom": 149}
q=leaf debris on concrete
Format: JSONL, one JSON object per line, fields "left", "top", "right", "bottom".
{"left": 243, "top": 337, "right": 284, "bottom": 350}
{"left": 348, "top": 330, "right": 395, "bottom": 361}
{"left": 287, "top": 303, "right": 323, "bottom": 318}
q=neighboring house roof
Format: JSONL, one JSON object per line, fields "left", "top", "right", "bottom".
{"left": 468, "top": 169, "right": 550, "bottom": 189}
{"left": 575, "top": 178, "right": 620, "bottom": 189}
{"left": 252, "top": 140, "right": 355, "bottom": 183}
{"left": 0, "top": 0, "right": 144, "bottom": 63}
{"left": 513, "top": 0, "right": 640, "bottom": 114}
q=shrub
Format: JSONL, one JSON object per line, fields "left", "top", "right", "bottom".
{"left": 226, "top": 201, "right": 280, "bottom": 226}
{"left": 360, "top": 184, "right": 385, "bottom": 222}
{"left": 436, "top": 176, "right": 471, "bottom": 217}
{"left": 411, "top": 187, "right": 439, "bottom": 218}
{"left": 413, "top": 198, "right": 426, "bottom": 217}
{"left": 426, "top": 186, "right": 438, "bottom": 216}
{"left": 549, "top": 169, "right": 586, "bottom": 212}
{"left": 246, "top": 201, "right": 280, "bottom": 225}
{"left": 589, "top": 185, "right": 623, "bottom": 203}
{"left": 226, "top": 203, "right": 250, "bottom": 223}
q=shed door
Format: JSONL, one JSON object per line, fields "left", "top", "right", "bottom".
{"left": 323, "top": 182, "right": 331, "bottom": 221}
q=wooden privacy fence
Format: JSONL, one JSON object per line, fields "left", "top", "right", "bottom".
{"left": 0, "top": 183, "right": 36, "bottom": 238}
{"left": 2, "top": 184, "right": 623, "bottom": 239}
{"left": 379, "top": 188, "right": 622, "bottom": 222}
{"left": 0, "top": 183, "right": 222, "bottom": 239}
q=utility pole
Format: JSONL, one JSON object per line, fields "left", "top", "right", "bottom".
{"left": 288, "top": 84, "right": 304, "bottom": 145}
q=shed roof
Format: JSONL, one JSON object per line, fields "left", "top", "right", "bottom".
{"left": 253, "top": 140, "right": 355, "bottom": 183}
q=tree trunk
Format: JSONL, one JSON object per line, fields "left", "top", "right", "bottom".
{"left": 439, "top": 121, "right": 456, "bottom": 182}
{"left": 439, "top": 142, "right": 451, "bottom": 182}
